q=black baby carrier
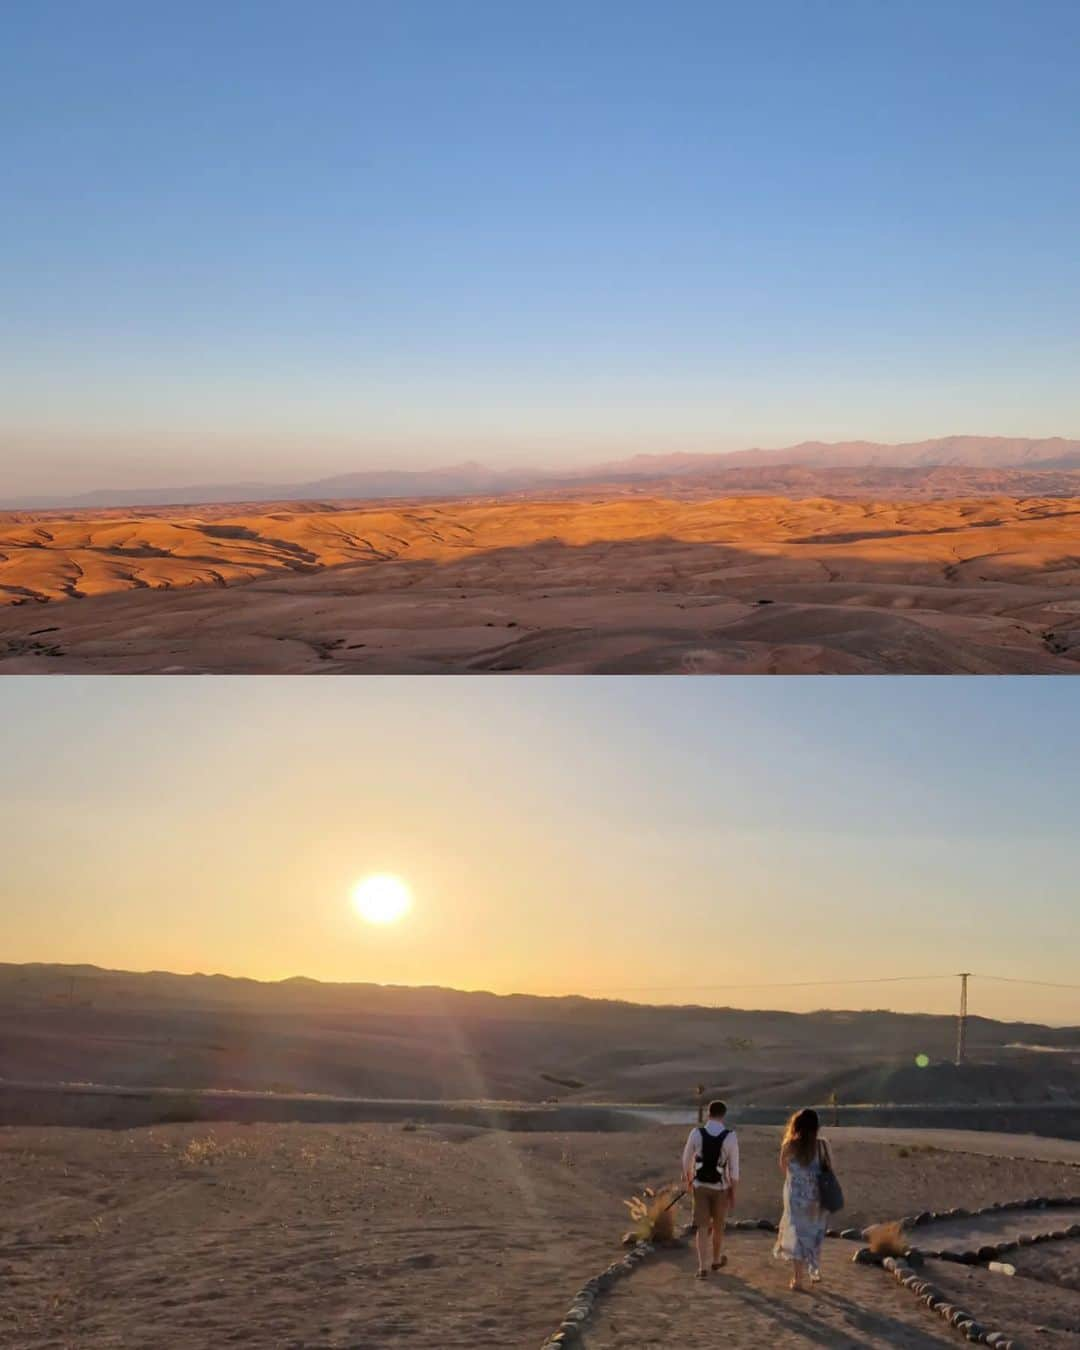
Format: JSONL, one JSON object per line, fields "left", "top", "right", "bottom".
{"left": 694, "top": 1126, "right": 730, "bottom": 1185}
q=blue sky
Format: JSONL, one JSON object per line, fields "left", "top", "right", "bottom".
{"left": 1, "top": 677, "right": 1076, "bottom": 1022}
{"left": 3, "top": 0, "right": 1080, "bottom": 494}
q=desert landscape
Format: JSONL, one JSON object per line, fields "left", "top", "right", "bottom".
{"left": 8, "top": 3, "right": 1080, "bottom": 1344}
{"left": 2, "top": 484, "right": 1080, "bottom": 673}
{"left": 5, "top": 964, "right": 1080, "bottom": 1115}
{"left": 3, "top": 1120, "right": 1080, "bottom": 1347}
{"left": 4, "top": 969, "right": 1080, "bottom": 1345}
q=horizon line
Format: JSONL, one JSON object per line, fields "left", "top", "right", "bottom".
{"left": 7, "top": 431, "right": 1080, "bottom": 510}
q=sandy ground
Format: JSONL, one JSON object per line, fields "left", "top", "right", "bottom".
{"left": 918, "top": 1257, "right": 1080, "bottom": 1347}
{"left": 2, "top": 495, "right": 1080, "bottom": 672}
{"left": 585, "top": 1234, "right": 1080, "bottom": 1349}
{"left": 826, "top": 1126, "right": 1080, "bottom": 1164}
{"left": 3, "top": 1122, "right": 1080, "bottom": 1348}
{"left": 1011, "top": 1237, "right": 1080, "bottom": 1291}
{"left": 583, "top": 1232, "right": 959, "bottom": 1349}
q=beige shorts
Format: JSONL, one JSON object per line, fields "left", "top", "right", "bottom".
{"left": 692, "top": 1186, "right": 730, "bottom": 1228}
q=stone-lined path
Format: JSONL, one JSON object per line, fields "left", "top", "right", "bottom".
{"left": 579, "top": 1232, "right": 957, "bottom": 1349}
{"left": 554, "top": 1199, "right": 1080, "bottom": 1348}
{"left": 915, "top": 1206, "right": 1080, "bottom": 1255}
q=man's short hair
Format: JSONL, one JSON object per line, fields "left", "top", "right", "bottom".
{"left": 707, "top": 1099, "right": 727, "bottom": 1119}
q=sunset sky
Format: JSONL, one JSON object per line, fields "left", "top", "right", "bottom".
{"left": 5, "top": 0, "right": 1080, "bottom": 495}
{"left": 3, "top": 677, "right": 1077, "bottom": 1024}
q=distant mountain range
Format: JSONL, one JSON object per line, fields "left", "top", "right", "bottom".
{"left": 2, "top": 962, "right": 1079, "bottom": 1106}
{"left": 7, "top": 436, "right": 1080, "bottom": 510}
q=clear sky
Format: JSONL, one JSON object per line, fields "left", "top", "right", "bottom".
{"left": 4, "top": 1, "right": 1080, "bottom": 495}
{"left": 2, "top": 677, "right": 1077, "bottom": 1024}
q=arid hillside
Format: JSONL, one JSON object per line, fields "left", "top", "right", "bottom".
{"left": 2, "top": 493, "right": 1080, "bottom": 672}
{"left": 2, "top": 964, "right": 1078, "bottom": 1109}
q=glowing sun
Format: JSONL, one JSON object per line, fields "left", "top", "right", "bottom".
{"left": 351, "top": 874, "right": 413, "bottom": 925}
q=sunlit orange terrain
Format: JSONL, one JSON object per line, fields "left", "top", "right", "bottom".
{"left": 1, "top": 494, "right": 1079, "bottom": 672}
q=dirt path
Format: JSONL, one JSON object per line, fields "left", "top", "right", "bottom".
{"left": 581, "top": 1202, "right": 1080, "bottom": 1348}
{"left": 581, "top": 1233, "right": 957, "bottom": 1349}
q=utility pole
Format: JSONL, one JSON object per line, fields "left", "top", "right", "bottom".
{"left": 955, "top": 972, "right": 971, "bottom": 1066}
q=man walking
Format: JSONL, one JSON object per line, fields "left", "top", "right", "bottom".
{"left": 682, "top": 1099, "right": 739, "bottom": 1277}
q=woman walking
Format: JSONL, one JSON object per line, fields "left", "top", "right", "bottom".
{"left": 774, "top": 1108, "right": 829, "bottom": 1290}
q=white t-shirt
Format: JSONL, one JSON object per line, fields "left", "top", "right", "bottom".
{"left": 682, "top": 1120, "right": 740, "bottom": 1190}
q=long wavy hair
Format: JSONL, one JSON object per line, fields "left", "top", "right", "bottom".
{"left": 781, "top": 1107, "right": 820, "bottom": 1167}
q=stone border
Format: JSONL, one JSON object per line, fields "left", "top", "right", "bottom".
{"left": 854, "top": 1199, "right": 1080, "bottom": 1350}
{"left": 918, "top": 1219, "right": 1080, "bottom": 1265}
{"left": 844, "top": 1202, "right": 1080, "bottom": 1276}
{"left": 540, "top": 1199, "right": 1080, "bottom": 1347}
{"left": 879, "top": 1195, "right": 1080, "bottom": 1264}
{"left": 881, "top": 1254, "right": 1019, "bottom": 1348}
{"left": 540, "top": 1218, "right": 780, "bottom": 1346}
{"left": 898, "top": 1193, "right": 1080, "bottom": 1234}
{"left": 825, "top": 1194, "right": 1080, "bottom": 1253}
{"left": 539, "top": 1235, "right": 661, "bottom": 1347}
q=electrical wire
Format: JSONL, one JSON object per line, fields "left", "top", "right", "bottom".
{"left": 580, "top": 973, "right": 958, "bottom": 994}
{"left": 973, "top": 974, "right": 1080, "bottom": 992}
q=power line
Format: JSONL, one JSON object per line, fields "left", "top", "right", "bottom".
{"left": 530, "top": 971, "right": 1077, "bottom": 1044}
{"left": 974, "top": 974, "right": 1080, "bottom": 992}
{"left": 584, "top": 973, "right": 958, "bottom": 994}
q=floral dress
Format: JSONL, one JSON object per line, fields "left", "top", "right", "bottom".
{"left": 774, "top": 1152, "right": 826, "bottom": 1277}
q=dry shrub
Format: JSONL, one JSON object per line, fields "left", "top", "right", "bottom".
{"left": 865, "top": 1220, "right": 907, "bottom": 1258}
{"left": 181, "top": 1133, "right": 221, "bottom": 1165}
{"left": 622, "top": 1183, "right": 684, "bottom": 1245}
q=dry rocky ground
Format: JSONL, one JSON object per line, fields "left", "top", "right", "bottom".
{"left": 2, "top": 1122, "right": 1080, "bottom": 1347}
{"left": 2, "top": 494, "right": 1080, "bottom": 672}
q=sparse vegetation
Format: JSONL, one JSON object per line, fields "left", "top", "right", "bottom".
{"left": 865, "top": 1219, "right": 908, "bottom": 1258}
{"left": 622, "top": 1183, "right": 684, "bottom": 1244}
{"left": 180, "top": 1133, "right": 221, "bottom": 1165}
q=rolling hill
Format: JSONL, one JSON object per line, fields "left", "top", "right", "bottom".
{"left": 2, "top": 963, "right": 1078, "bottom": 1107}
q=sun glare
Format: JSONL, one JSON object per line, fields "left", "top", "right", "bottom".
{"left": 351, "top": 874, "right": 412, "bottom": 925}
